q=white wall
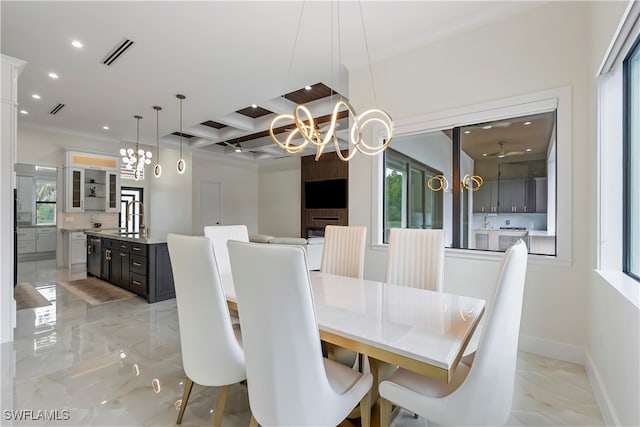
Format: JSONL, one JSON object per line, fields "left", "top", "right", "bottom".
{"left": 257, "top": 157, "right": 301, "bottom": 237}
{"left": 350, "top": 1, "right": 596, "bottom": 353}
{"left": 147, "top": 146, "right": 192, "bottom": 234}
{"left": 587, "top": 1, "right": 639, "bottom": 425}
{"left": 347, "top": 1, "right": 637, "bottom": 424}
{"left": 192, "top": 153, "right": 258, "bottom": 235}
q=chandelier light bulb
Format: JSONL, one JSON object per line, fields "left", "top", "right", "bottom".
{"left": 120, "top": 148, "right": 126, "bottom": 156}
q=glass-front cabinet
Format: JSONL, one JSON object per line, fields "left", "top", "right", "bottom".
{"left": 106, "top": 171, "right": 119, "bottom": 212}
{"left": 65, "top": 168, "right": 84, "bottom": 212}
{"left": 64, "top": 151, "right": 120, "bottom": 213}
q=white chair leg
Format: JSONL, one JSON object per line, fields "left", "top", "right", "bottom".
{"left": 176, "top": 377, "right": 194, "bottom": 424}
{"left": 213, "top": 384, "right": 230, "bottom": 427}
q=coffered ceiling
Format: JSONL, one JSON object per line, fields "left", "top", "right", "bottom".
{"left": 1, "top": 1, "right": 543, "bottom": 161}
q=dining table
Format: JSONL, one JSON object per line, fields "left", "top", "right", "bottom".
{"left": 223, "top": 269, "right": 485, "bottom": 405}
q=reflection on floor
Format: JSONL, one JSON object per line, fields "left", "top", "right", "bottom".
{"left": 1, "top": 260, "right": 604, "bottom": 426}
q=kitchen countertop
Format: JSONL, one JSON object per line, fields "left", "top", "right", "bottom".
{"left": 84, "top": 229, "right": 171, "bottom": 244}
{"left": 527, "top": 230, "right": 556, "bottom": 237}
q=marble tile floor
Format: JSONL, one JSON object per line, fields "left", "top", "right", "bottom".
{"left": 1, "top": 259, "right": 605, "bottom": 426}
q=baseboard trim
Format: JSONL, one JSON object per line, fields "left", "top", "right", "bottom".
{"left": 584, "top": 351, "right": 619, "bottom": 426}
{"left": 518, "top": 334, "right": 585, "bottom": 365}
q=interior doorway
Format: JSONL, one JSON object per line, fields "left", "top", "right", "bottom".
{"left": 198, "top": 181, "right": 221, "bottom": 232}
{"left": 120, "top": 187, "right": 143, "bottom": 232}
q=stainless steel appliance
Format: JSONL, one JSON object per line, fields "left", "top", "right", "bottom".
{"left": 87, "top": 236, "right": 101, "bottom": 277}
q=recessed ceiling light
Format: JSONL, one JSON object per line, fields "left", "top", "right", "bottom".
{"left": 251, "top": 104, "right": 257, "bottom": 108}
{"left": 305, "top": 85, "right": 312, "bottom": 90}
{"left": 32, "top": 94, "right": 41, "bottom": 99}
{"left": 19, "top": 110, "right": 28, "bottom": 115}
{"left": 482, "top": 153, "right": 488, "bottom": 156}
{"left": 48, "top": 72, "right": 58, "bottom": 79}
{"left": 102, "top": 126, "right": 109, "bottom": 130}
{"left": 482, "top": 125, "right": 492, "bottom": 130}
{"left": 464, "top": 130, "right": 471, "bottom": 134}
{"left": 525, "top": 148, "right": 532, "bottom": 152}
{"left": 524, "top": 121, "right": 532, "bottom": 126}
{"left": 71, "top": 40, "right": 83, "bottom": 48}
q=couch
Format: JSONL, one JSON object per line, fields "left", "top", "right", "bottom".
{"left": 249, "top": 234, "right": 324, "bottom": 270}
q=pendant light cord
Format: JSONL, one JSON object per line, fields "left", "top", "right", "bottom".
{"left": 358, "top": 0, "right": 378, "bottom": 107}
{"left": 282, "top": 1, "right": 306, "bottom": 103}
{"left": 156, "top": 108, "right": 160, "bottom": 162}
{"left": 135, "top": 116, "right": 140, "bottom": 153}
{"left": 179, "top": 98, "right": 183, "bottom": 158}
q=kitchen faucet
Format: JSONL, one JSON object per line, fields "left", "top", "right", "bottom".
{"left": 483, "top": 214, "right": 490, "bottom": 229}
{"left": 127, "top": 200, "right": 146, "bottom": 235}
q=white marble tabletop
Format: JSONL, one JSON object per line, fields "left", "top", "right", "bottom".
{"left": 224, "top": 270, "right": 485, "bottom": 383}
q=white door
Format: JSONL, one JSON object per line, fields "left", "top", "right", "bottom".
{"left": 199, "top": 181, "right": 221, "bottom": 232}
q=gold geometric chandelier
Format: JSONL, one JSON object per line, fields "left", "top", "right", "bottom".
{"left": 269, "top": 1, "right": 393, "bottom": 161}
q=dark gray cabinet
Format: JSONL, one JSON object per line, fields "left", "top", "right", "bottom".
{"left": 498, "top": 180, "right": 526, "bottom": 213}
{"left": 98, "top": 237, "right": 175, "bottom": 303}
{"left": 473, "top": 181, "right": 498, "bottom": 213}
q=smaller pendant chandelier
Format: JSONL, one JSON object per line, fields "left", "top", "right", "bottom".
{"left": 176, "top": 94, "right": 186, "bottom": 174}
{"left": 153, "top": 106, "right": 162, "bottom": 178}
{"left": 120, "top": 115, "right": 151, "bottom": 181}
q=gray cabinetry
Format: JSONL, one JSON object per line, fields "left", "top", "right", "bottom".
{"left": 36, "top": 227, "right": 56, "bottom": 252}
{"left": 498, "top": 180, "right": 526, "bottom": 213}
{"left": 473, "top": 181, "right": 498, "bottom": 213}
{"left": 16, "top": 175, "right": 34, "bottom": 214}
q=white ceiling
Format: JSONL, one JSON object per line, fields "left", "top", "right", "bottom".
{"left": 1, "top": 1, "right": 542, "bottom": 160}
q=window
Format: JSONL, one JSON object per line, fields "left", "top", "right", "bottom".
{"left": 35, "top": 176, "right": 56, "bottom": 225}
{"left": 624, "top": 38, "right": 640, "bottom": 281}
{"left": 375, "top": 86, "right": 571, "bottom": 261}
{"left": 120, "top": 187, "right": 143, "bottom": 233}
{"left": 384, "top": 148, "right": 444, "bottom": 242}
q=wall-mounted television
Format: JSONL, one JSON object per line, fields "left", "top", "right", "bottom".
{"left": 304, "top": 179, "right": 347, "bottom": 209}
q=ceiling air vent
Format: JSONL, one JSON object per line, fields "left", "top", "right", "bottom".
{"left": 49, "top": 103, "right": 65, "bottom": 115}
{"left": 102, "top": 38, "right": 135, "bottom": 66}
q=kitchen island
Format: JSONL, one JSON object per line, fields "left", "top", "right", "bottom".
{"left": 84, "top": 230, "right": 175, "bottom": 303}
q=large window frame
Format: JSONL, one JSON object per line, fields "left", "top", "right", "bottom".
{"left": 623, "top": 37, "right": 640, "bottom": 281}
{"left": 372, "top": 86, "right": 573, "bottom": 265}
{"left": 383, "top": 148, "right": 444, "bottom": 243}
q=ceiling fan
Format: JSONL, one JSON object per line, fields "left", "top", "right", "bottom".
{"left": 484, "top": 141, "right": 527, "bottom": 158}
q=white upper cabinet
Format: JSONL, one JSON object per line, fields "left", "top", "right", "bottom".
{"left": 64, "top": 151, "right": 120, "bottom": 213}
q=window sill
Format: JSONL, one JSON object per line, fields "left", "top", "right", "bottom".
{"left": 594, "top": 269, "right": 640, "bottom": 309}
{"left": 371, "top": 244, "right": 572, "bottom": 266}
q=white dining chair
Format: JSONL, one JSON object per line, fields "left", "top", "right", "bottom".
{"left": 319, "top": 225, "right": 367, "bottom": 368}
{"left": 167, "top": 234, "right": 246, "bottom": 427}
{"left": 320, "top": 225, "right": 367, "bottom": 279}
{"left": 204, "top": 225, "right": 249, "bottom": 322}
{"left": 204, "top": 224, "right": 249, "bottom": 281}
{"left": 227, "top": 240, "right": 373, "bottom": 427}
{"left": 385, "top": 228, "right": 445, "bottom": 291}
{"left": 379, "top": 239, "right": 528, "bottom": 427}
